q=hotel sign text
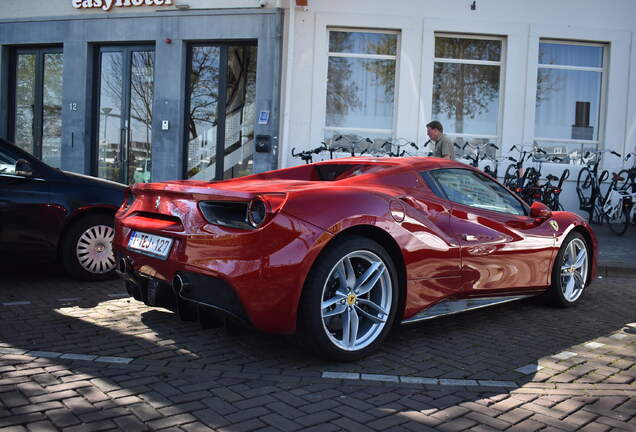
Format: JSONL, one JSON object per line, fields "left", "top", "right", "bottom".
{"left": 72, "top": 0, "right": 174, "bottom": 11}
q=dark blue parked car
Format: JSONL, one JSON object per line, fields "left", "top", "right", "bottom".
{"left": 0, "top": 138, "right": 125, "bottom": 280}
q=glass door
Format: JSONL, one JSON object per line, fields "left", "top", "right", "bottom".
{"left": 11, "top": 48, "right": 63, "bottom": 167}
{"left": 185, "top": 43, "right": 257, "bottom": 180}
{"left": 96, "top": 46, "right": 154, "bottom": 184}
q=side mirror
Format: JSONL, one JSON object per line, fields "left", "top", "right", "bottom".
{"left": 15, "top": 159, "right": 33, "bottom": 177}
{"left": 530, "top": 201, "right": 552, "bottom": 220}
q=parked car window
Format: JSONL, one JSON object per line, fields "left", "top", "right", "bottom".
{"left": 428, "top": 168, "right": 526, "bottom": 215}
{"left": 0, "top": 148, "right": 18, "bottom": 175}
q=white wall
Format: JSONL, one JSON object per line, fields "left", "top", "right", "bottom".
{"left": 281, "top": 0, "right": 636, "bottom": 214}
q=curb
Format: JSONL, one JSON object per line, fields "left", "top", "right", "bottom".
{"left": 598, "top": 264, "right": 636, "bottom": 278}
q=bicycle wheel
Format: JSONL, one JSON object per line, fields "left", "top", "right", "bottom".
{"left": 606, "top": 206, "right": 629, "bottom": 235}
{"left": 591, "top": 202, "right": 605, "bottom": 225}
{"left": 576, "top": 168, "right": 593, "bottom": 210}
{"left": 503, "top": 164, "right": 518, "bottom": 187}
{"left": 615, "top": 169, "right": 630, "bottom": 191}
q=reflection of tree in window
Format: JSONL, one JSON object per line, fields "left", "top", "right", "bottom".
{"left": 43, "top": 54, "right": 64, "bottom": 146}
{"left": 102, "top": 52, "right": 154, "bottom": 130}
{"left": 361, "top": 34, "right": 397, "bottom": 100}
{"left": 129, "top": 52, "right": 154, "bottom": 132}
{"left": 433, "top": 38, "right": 500, "bottom": 134}
{"left": 536, "top": 46, "right": 562, "bottom": 106}
{"left": 15, "top": 54, "right": 36, "bottom": 153}
{"left": 326, "top": 33, "right": 360, "bottom": 127}
{"left": 224, "top": 46, "right": 257, "bottom": 179}
{"left": 188, "top": 47, "right": 219, "bottom": 143}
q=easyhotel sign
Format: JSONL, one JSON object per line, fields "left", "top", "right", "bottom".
{"left": 72, "top": 0, "right": 173, "bottom": 11}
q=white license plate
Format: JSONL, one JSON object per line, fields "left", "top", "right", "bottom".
{"left": 127, "top": 231, "right": 173, "bottom": 260}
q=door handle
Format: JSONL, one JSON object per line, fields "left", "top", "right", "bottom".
{"left": 463, "top": 234, "right": 478, "bottom": 241}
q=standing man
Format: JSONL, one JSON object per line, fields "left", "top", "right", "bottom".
{"left": 426, "top": 121, "right": 455, "bottom": 160}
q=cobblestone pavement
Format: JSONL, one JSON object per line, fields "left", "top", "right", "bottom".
{"left": 0, "top": 267, "right": 634, "bottom": 431}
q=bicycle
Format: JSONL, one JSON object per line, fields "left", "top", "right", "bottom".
{"left": 576, "top": 150, "right": 622, "bottom": 224}
{"left": 602, "top": 171, "right": 635, "bottom": 235}
{"left": 333, "top": 135, "right": 373, "bottom": 157}
{"left": 291, "top": 146, "right": 322, "bottom": 164}
{"left": 615, "top": 152, "right": 636, "bottom": 192}
{"left": 503, "top": 145, "right": 534, "bottom": 189}
{"left": 542, "top": 167, "right": 570, "bottom": 211}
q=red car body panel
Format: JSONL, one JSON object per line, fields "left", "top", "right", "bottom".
{"left": 113, "top": 157, "right": 597, "bottom": 334}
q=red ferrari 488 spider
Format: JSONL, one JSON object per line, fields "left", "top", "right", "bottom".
{"left": 113, "top": 157, "right": 597, "bottom": 360}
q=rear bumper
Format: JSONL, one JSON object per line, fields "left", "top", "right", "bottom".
{"left": 116, "top": 253, "right": 251, "bottom": 326}
{"left": 113, "top": 212, "right": 331, "bottom": 333}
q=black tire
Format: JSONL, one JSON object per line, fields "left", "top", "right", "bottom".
{"left": 297, "top": 235, "right": 399, "bottom": 361}
{"left": 61, "top": 214, "right": 117, "bottom": 281}
{"left": 607, "top": 206, "right": 629, "bottom": 236}
{"left": 546, "top": 232, "right": 590, "bottom": 308}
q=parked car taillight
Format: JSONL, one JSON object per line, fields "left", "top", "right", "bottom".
{"left": 199, "top": 193, "right": 287, "bottom": 230}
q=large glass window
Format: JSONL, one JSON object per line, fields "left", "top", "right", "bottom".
{"left": 324, "top": 29, "right": 399, "bottom": 150}
{"left": 12, "top": 48, "right": 63, "bottom": 167}
{"left": 185, "top": 43, "right": 257, "bottom": 181}
{"left": 534, "top": 41, "right": 606, "bottom": 165}
{"left": 432, "top": 35, "right": 504, "bottom": 158}
{"left": 96, "top": 46, "right": 154, "bottom": 184}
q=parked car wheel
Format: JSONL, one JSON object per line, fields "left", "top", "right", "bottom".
{"left": 61, "top": 214, "right": 116, "bottom": 281}
{"left": 298, "top": 236, "right": 398, "bottom": 361}
{"left": 547, "top": 232, "right": 589, "bottom": 307}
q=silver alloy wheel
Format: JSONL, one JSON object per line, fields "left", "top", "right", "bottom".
{"left": 559, "top": 238, "right": 588, "bottom": 302}
{"left": 76, "top": 224, "right": 116, "bottom": 274}
{"left": 320, "top": 250, "right": 392, "bottom": 352}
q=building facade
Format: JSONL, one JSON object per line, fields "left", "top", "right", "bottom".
{"left": 2, "top": 0, "right": 636, "bottom": 214}
{"left": 281, "top": 0, "right": 636, "bottom": 212}
{"left": 0, "top": 0, "right": 282, "bottom": 183}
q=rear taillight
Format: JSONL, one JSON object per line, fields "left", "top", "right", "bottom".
{"left": 554, "top": 188, "right": 561, "bottom": 194}
{"left": 515, "top": 187, "right": 523, "bottom": 193}
{"left": 247, "top": 198, "right": 266, "bottom": 228}
{"left": 199, "top": 193, "right": 287, "bottom": 230}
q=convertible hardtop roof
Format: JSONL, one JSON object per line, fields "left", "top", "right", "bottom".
{"left": 313, "top": 156, "right": 467, "bottom": 172}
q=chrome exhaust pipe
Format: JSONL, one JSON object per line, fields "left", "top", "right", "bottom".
{"left": 172, "top": 273, "right": 191, "bottom": 295}
{"left": 117, "top": 257, "right": 129, "bottom": 275}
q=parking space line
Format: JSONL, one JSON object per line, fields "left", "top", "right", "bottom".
{"left": 552, "top": 351, "right": 578, "bottom": 360}
{"left": 26, "top": 351, "right": 62, "bottom": 358}
{"left": 584, "top": 341, "right": 605, "bottom": 349}
{"left": 95, "top": 356, "right": 133, "bottom": 364}
{"left": 7, "top": 349, "right": 135, "bottom": 365}
{"left": 60, "top": 353, "right": 98, "bottom": 361}
{"left": 107, "top": 293, "right": 129, "bottom": 298}
{"left": 2, "top": 301, "right": 31, "bottom": 306}
{"left": 515, "top": 364, "right": 544, "bottom": 375}
{"left": 322, "top": 371, "right": 519, "bottom": 388}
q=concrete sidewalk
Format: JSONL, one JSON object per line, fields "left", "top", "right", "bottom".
{"left": 593, "top": 222, "right": 636, "bottom": 277}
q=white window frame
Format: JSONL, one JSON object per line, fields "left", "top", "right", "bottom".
{"left": 324, "top": 27, "right": 401, "bottom": 142}
{"left": 432, "top": 33, "right": 507, "bottom": 150}
{"left": 533, "top": 39, "right": 609, "bottom": 156}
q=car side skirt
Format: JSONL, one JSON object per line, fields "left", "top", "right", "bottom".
{"left": 401, "top": 294, "right": 538, "bottom": 324}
